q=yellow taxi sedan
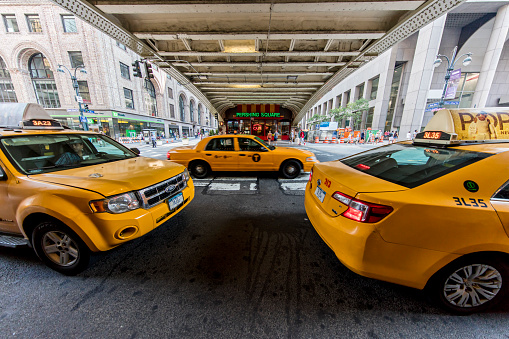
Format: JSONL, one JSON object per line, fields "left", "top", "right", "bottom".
{"left": 167, "top": 134, "right": 318, "bottom": 178}
{"left": 305, "top": 109, "right": 509, "bottom": 314}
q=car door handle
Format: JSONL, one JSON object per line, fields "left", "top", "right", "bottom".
{"left": 239, "top": 154, "right": 246, "bottom": 156}
{"left": 205, "top": 153, "right": 212, "bottom": 156}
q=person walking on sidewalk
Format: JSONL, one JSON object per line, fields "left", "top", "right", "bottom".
{"left": 267, "top": 130, "right": 273, "bottom": 145}
{"left": 299, "top": 130, "right": 306, "bottom": 145}
{"left": 151, "top": 134, "right": 157, "bottom": 148}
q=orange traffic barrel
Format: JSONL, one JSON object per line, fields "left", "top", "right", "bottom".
{"left": 331, "top": 136, "right": 337, "bottom": 144}
{"left": 340, "top": 137, "right": 344, "bottom": 143}
{"left": 323, "top": 136, "right": 329, "bottom": 144}
{"left": 314, "top": 136, "right": 319, "bottom": 143}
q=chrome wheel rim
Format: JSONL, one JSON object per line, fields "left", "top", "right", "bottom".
{"left": 194, "top": 164, "right": 205, "bottom": 175}
{"left": 42, "top": 231, "right": 79, "bottom": 266}
{"left": 285, "top": 164, "right": 297, "bottom": 175}
{"left": 443, "top": 264, "right": 502, "bottom": 308}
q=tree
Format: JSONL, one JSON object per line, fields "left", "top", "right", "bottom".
{"left": 308, "top": 114, "right": 329, "bottom": 125}
{"left": 329, "top": 98, "right": 369, "bottom": 128}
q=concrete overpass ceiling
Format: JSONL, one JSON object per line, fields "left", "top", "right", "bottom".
{"left": 54, "top": 0, "right": 468, "bottom": 119}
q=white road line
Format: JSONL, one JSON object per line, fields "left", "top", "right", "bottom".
{"left": 193, "top": 182, "right": 210, "bottom": 187}
{"left": 249, "top": 183, "right": 257, "bottom": 191}
{"left": 281, "top": 182, "right": 307, "bottom": 190}
{"left": 209, "top": 183, "right": 241, "bottom": 190}
{"left": 213, "top": 177, "right": 257, "bottom": 181}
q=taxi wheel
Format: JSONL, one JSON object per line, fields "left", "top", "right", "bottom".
{"left": 32, "top": 221, "right": 90, "bottom": 276}
{"left": 189, "top": 161, "right": 210, "bottom": 179}
{"left": 281, "top": 160, "right": 301, "bottom": 179}
{"left": 426, "top": 256, "right": 509, "bottom": 314}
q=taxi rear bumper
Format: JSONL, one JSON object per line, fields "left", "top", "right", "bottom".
{"left": 304, "top": 185, "right": 459, "bottom": 290}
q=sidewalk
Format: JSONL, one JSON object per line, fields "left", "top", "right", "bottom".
{"left": 119, "top": 138, "right": 202, "bottom": 148}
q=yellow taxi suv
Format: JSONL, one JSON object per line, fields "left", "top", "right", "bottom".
{"left": 0, "top": 103, "right": 194, "bottom": 275}
{"left": 167, "top": 134, "right": 318, "bottom": 179}
{"left": 305, "top": 108, "right": 509, "bottom": 314}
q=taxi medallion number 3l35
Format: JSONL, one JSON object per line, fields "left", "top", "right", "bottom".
{"left": 169, "top": 193, "right": 184, "bottom": 211}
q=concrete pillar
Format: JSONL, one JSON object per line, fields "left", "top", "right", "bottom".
{"left": 371, "top": 49, "right": 397, "bottom": 131}
{"left": 399, "top": 15, "right": 446, "bottom": 136}
{"left": 471, "top": 4, "right": 509, "bottom": 108}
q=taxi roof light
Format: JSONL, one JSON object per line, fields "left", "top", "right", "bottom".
{"left": 0, "top": 103, "right": 63, "bottom": 130}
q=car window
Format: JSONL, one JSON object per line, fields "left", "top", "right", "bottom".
{"left": 204, "top": 138, "right": 235, "bottom": 151}
{"left": 493, "top": 180, "right": 509, "bottom": 200}
{"left": 341, "top": 144, "right": 492, "bottom": 188}
{"left": 0, "top": 134, "right": 136, "bottom": 174}
{"left": 238, "top": 138, "right": 266, "bottom": 152}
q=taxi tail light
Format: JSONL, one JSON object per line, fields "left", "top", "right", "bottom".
{"left": 332, "top": 191, "right": 393, "bottom": 223}
{"left": 167, "top": 151, "right": 171, "bottom": 160}
{"left": 308, "top": 168, "right": 313, "bottom": 182}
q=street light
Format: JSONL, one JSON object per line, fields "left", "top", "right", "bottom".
{"left": 57, "top": 64, "right": 89, "bottom": 131}
{"left": 433, "top": 46, "right": 472, "bottom": 108}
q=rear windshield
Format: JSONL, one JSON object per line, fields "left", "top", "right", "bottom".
{"left": 340, "top": 144, "right": 492, "bottom": 188}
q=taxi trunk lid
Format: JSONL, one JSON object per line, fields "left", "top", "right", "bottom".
{"left": 310, "top": 160, "right": 407, "bottom": 217}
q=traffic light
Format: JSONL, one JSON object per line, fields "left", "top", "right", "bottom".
{"left": 132, "top": 60, "right": 142, "bottom": 78}
{"left": 215, "top": 113, "right": 218, "bottom": 120}
{"left": 144, "top": 62, "right": 154, "bottom": 79}
{"left": 84, "top": 104, "right": 89, "bottom": 112}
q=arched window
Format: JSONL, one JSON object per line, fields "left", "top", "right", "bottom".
{"left": 29, "top": 53, "right": 60, "bottom": 108}
{"left": 189, "top": 101, "right": 195, "bottom": 122}
{"left": 0, "top": 57, "right": 17, "bottom": 102}
{"left": 179, "top": 95, "right": 185, "bottom": 121}
{"left": 197, "top": 105, "right": 201, "bottom": 125}
{"left": 144, "top": 79, "right": 157, "bottom": 117}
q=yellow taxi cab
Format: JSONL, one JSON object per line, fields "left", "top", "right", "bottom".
{"left": 167, "top": 134, "right": 318, "bottom": 179}
{"left": 305, "top": 108, "right": 509, "bottom": 313}
{"left": 0, "top": 103, "right": 194, "bottom": 275}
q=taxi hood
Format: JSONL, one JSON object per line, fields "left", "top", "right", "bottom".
{"left": 28, "top": 157, "right": 185, "bottom": 197}
{"left": 313, "top": 160, "right": 408, "bottom": 196}
{"left": 272, "top": 146, "right": 315, "bottom": 157}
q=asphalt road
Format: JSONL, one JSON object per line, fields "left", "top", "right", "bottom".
{"left": 1, "top": 141, "right": 509, "bottom": 338}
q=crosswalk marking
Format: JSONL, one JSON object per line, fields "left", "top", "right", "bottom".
{"left": 192, "top": 175, "right": 307, "bottom": 195}
{"left": 209, "top": 183, "right": 240, "bottom": 190}
{"left": 280, "top": 182, "right": 306, "bottom": 191}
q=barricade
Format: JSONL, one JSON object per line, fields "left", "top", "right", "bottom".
{"left": 314, "top": 136, "right": 319, "bottom": 143}
{"left": 118, "top": 137, "right": 135, "bottom": 144}
{"left": 323, "top": 136, "right": 329, "bottom": 144}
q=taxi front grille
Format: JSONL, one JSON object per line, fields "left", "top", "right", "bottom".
{"left": 137, "top": 173, "right": 187, "bottom": 209}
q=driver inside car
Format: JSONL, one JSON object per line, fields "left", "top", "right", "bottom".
{"left": 55, "top": 139, "right": 84, "bottom": 166}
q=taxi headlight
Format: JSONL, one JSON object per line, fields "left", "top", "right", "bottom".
{"left": 90, "top": 192, "right": 140, "bottom": 214}
{"left": 183, "top": 168, "right": 191, "bottom": 182}
{"left": 306, "top": 156, "right": 317, "bottom": 162}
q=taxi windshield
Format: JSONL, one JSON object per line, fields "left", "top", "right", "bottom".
{"left": 0, "top": 134, "right": 137, "bottom": 174}
{"left": 341, "top": 144, "right": 492, "bottom": 188}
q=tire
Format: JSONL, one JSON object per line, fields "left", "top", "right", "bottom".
{"left": 189, "top": 161, "right": 210, "bottom": 179}
{"left": 426, "top": 256, "right": 509, "bottom": 314}
{"left": 32, "top": 221, "right": 91, "bottom": 275}
{"left": 281, "top": 160, "right": 301, "bottom": 179}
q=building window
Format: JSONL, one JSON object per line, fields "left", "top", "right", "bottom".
{"left": 197, "top": 105, "right": 201, "bottom": 125}
{"left": 190, "top": 101, "right": 195, "bottom": 122}
{"left": 169, "top": 103, "right": 175, "bottom": 118}
{"left": 365, "top": 107, "right": 374, "bottom": 129}
{"left": 167, "top": 87, "right": 173, "bottom": 99}
{"left": 116, "top": 41, "right": 126, "bottom": 51}
{"left": 26, "top": 14, "right": 42, "bottom": 33}
{"left": 78, "top": 81, "right": 91, "bottom": 103}
{"left": 370, "top": 76, "right": 379, "bottom": 100}
{"left": 29, "top": 53, "right": 60, "bottom": 108}
{"left": 124, "top": 88, "right": 134, "bottom": 109}
{"left": 3, "top": 14, "right": 18, "bottom": 32}
{"left": 356, "top": 83, "right": 365, "bottom": 100}
{"left": 0, "top": 57, "right": 17, "bottom": 102}
{"left": 144, "top": 79, "right": 157, "bottom": 117}
{"left": 385, "top": 63, "right": 404, "bottom": 131}
{"left": 179, "top": 95, "right": 186, "bottom": 121}
{"left": 120, "top": 62, "right": 130, "bottom": 80}
{"left": 68, "top": 51, "right": 84, "bottom": 68}
{"left": 61, "top": 15, "right": 77, "bottom": 33}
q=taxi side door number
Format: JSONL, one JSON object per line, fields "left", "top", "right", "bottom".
{"left": 453, "top": 197, "right": 488, "bottom": 208}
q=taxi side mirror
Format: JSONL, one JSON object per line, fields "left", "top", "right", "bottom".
{"left": 260, "top": 147, "right": 269, "bottom": 152}
{"left": 130, "top": 148, "right": 141, "bottom": 155}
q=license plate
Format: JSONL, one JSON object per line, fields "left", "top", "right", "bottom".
{"left": 168, "top": 193, "right": 184, "bottom": 211}
{"left": 314, "top": 186, "right": 326, "bottom": 203}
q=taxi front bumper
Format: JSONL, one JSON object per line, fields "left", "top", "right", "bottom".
{"left": 304, "top": 184, "right": 458, "bottom": 290}
{"left": 72, "top": 182, "right": 194, "bottom": 252}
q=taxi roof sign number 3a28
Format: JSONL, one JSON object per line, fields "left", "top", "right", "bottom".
{"left": 414, "top": 109, "right": 509, "bottom": 146}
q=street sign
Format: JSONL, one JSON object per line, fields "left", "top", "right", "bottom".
{"left": 67, "top": 108, "right": 79, "bottom": 112}
{"left": 79, "top": 116, "right": 87, "bottom": 123}
{"left": 76, "top": 96, "right": 83, "bottom": 103}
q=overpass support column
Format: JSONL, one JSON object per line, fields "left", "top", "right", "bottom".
{"left": 371, "top": 49, "right": 397, "bottom": 131}
{"left": 399, "top": 15, "right": 446, "bottom": 136}
{"left": 471, "top": 4, "right": 509, "bottom": 108}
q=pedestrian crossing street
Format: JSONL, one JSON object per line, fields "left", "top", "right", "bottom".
{"left": 192, "top": 174, "right": 309, "bottom": 195}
